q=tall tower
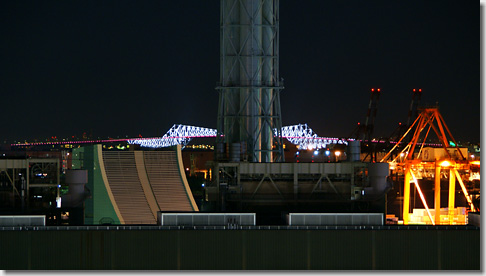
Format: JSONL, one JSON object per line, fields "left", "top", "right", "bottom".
{"left": 216, "top": 0, "right": 284, "bottom": 163}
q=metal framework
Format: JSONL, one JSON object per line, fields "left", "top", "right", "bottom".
{"left": 208, "top": 161, "right": 372, "bottom": 207}
{"left": 127, "top": 124, "right": 217, "bottom": 148}
{"left": 216, "top": 0, "right": 284, "bottom": 163}
{"left": 348, "top": 88, "right": 382, "bottom": 162}
{"left": 280, "top": 124, "right": 348, "bottom": 150}
{"left": 0, "top": 158, "right": 61, "bottom": 210}
{"left": 381, "top": 107, "right": 475, "bottom": 225}
{"left": 128, "top": 123, "right": 348, "bottom": 151}
{"left": 350, "top": 88, "right": 381, "bottom": 143}
{"left": 388, "top": 88, "right": 423, "bottom": 143}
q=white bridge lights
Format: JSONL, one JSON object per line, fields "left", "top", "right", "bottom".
{"left": 128, "top": 123, "right": 348, "bottom": 149}
{"left": 279, "top": 124, "right": 348, "bottom": 150}
{"left": 127, "top": 124, "right": 217, "bottom": 148}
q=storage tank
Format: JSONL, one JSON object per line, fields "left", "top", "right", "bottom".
{"left": 364, "top": 163, "right": 390, "bottom": 197}
{"left": 346, "top": 140, "right": 361, "bottom": 162}
{"left": 215, "top": 143, "right": 226, "bottom": 161}
{"left": 229, "top": 143, "right": 241, "bottom": 162}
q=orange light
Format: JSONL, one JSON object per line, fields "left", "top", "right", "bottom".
{"left": 440, "top": 160, "right": 452, "bottom": 167}
{"left": 470, "top": 161, "right": 480, "bottom": 166}
{"left": 413, "top": 89, "right": 416, "bottom": 92}
{"left": 377, "top": 88, "right": 380, "bottom": 92}
{"left": 419, "top": 88, "right": 422, "bottom": 92}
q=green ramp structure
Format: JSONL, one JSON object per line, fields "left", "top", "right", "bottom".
{"left": 72, "top": 144, "right": 198, "bottom": 225}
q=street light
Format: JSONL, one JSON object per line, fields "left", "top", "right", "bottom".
{"left": 335, "top": 151, "right": 341, "bottom": 162}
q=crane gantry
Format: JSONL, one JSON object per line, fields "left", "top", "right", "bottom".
{"left": 381, "top": 107, "right": 476, "bottom": 225}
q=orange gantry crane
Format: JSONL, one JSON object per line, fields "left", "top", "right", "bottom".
{"left": 381, "top": 107, "right": 477, "bottom": 225}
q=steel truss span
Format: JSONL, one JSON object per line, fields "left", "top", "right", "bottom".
{"left": 127, "top": 124, "right": 217, "bottom": 148}
{"left": 279, "top": 124, "right": 348, "bottom": 150}
{"left": 128, "top": 124, "right": 347, "bottom": 150}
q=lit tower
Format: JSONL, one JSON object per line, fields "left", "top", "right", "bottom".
{"left": 216, "top": 0, "right": 284, "bottom": 163}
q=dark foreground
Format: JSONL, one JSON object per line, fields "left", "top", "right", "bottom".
{"left": 0, "top": 225, "right": 479, "bottom": 270}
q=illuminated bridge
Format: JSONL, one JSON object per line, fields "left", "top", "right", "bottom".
{"left": 127, "top": 124, "right": 348, "bottom": 149}
{"left": 11, "top": 124, "right": 350, "bottom": 150}
{"left": 12, "top": 123, "right": 443, "bottom": 150}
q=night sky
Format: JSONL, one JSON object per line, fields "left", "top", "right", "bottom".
{"left": 0, "top": 1, "right": 479, "bottom": 144}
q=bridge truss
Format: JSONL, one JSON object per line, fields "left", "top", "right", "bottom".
{"left": 127, "top": 125, "right": 217, "bottom": 148}
{"left": 128, "top": 123, "right": 347, "bottom": 150}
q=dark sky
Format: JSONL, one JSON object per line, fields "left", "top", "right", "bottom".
{"left": 0, "top": 1, "right": 479, "bottom": 143}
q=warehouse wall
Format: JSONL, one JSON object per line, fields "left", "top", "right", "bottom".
{"left": 0, "top": 229, "right": 479, "bottom": 270}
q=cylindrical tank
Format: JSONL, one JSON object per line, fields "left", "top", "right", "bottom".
{"left": 346, "top": 140, "right": 361, "bottom": 162}
{"left": 229, "top": 143, "right": 241, "bottom": 162}
{"left": 365, "top": 163, "right": 390, "bottom": 196}
{"left": 240, "top": 142, "right": 248, "bottom": 161}
{"left": 215, "top": 143, "right": 226, "bottom": 161}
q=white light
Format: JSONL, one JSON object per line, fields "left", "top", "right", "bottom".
{"left": 56, "top": 196, "right": 61, "bottom": 208}
{"left": 325, "top": 150, "right": 330, "bottom": 156}
{"left": 314, "top": 150, "right": 319, "bottom": 155}
{"left": 278, "top": 124, "right": 348, "bottom": 150}
{"left": 128, "top": 123, "right": 349, "bottom": 150}
{"left": 201, "top": 183, "right": 205, "bottom": 187}
{"left": 128, "top": 124, "right": 218, "bottom": 148}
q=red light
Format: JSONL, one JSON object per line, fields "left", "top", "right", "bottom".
{"left": 377, "top": 88, "right": 380, "bottom": 92}
{"left": 371, "top": 88, "right": 374, "bottom": 91}
{"left": 419, "top": 89, "right": 422, "bottom": 92}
